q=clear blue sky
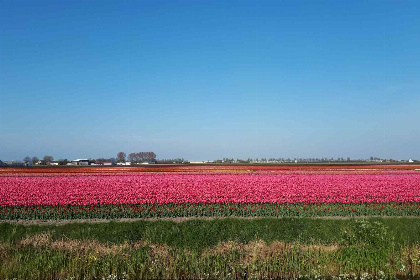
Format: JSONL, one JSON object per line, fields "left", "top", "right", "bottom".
{"left": 1, "top": 0, "right": 419, "bottom": 161}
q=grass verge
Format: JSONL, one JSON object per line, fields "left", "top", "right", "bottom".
{"left": 0, "top": 217, "right": 419, "bottom": 279}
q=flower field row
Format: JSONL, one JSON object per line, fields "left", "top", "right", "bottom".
{"left": 1, "top": 172, "right": 419, "bottom": 206}
{"left": 1, "top": 171, "right": 419, "bottom": 219}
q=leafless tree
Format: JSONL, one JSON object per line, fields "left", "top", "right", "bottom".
{"left": 23, "top": 156, "right": 31, "bottom": 163}
{"left": 117, "top": 152, "right": 126, "bottom": 163}
{"left": 31, "top": 156, "right": 39, "bottom": 165}
{"left": 43, "top": 155, "right": 53, "bottom": 165}
{"left": 127, "top": 152, "right": 156, "bottom": 163}
{"left": 127, "top": 153, "right": 136, "bottom": 163}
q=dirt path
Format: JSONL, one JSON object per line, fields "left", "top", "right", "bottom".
{"left": 1, "top": 215, "right": 419, "bottom": 225}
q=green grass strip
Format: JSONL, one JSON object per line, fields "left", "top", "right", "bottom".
{"left": 1, "top": 217, "right": 419, "bottom": 279}
{"left": 1, "top": 202, "right": 419, "bottom": 220}
{"left": 1, "top": 217, "right": 420, "bottom": 249}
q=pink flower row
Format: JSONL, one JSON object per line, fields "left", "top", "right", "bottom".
{"left": 0, "top": 172, "right": 419, "bottom": 206}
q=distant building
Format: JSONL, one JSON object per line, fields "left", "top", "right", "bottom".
{"left": 50, "top": 161, "right": 59, "bottom": 166}
{"left": 6, "top": 161, "right": 26, "bottom": 167}
{"left": 71, "top": 159, "right": 92, "bottom": 166}
{"left": 117, "top": 162, "right": 131, "bottom": 166}
{"left": 94, "top": 160, "right": 115, "bottom": 166}
{"left": 409, "top": 159, "right": 414, "bottom": 163}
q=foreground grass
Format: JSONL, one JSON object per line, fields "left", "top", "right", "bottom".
{"left": 0, "top": 218, "right": 419, "bottom": 279}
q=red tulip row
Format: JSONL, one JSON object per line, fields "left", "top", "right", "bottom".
{"left": 1, "top": 172, "right": 419, "bottom": 206}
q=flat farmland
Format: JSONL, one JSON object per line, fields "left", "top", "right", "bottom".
{"left": 2, "top": 165, "right": 420, "bottom": 279}
{"left": 1, "top": 164, "right": 419, "bottom": 219}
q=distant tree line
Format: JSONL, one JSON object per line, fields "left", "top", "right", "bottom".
{"left": 213, "top": 157, "right": 408, "bottom": 163}
{"left": 0, "top": 154, "right": 413, "bottom": 167}
{"left": 15, "top": 152, "right": 158, "bottom": 166}
{"left": 155, "top": 158, "right": 186, "bottom": 164}
{"left": 22, "top": 156, "right": 55, "bottom": 165}
{"left": 116, "top": 152, "right": 157, "bottom": 163}
{"left": 127, "top": 152, "right": 156, "bottom": 163}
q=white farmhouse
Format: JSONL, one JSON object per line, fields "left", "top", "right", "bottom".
{"left": 71, "top": 159, "right": 91, "bottom": 165}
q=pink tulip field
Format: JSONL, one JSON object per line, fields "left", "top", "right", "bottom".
{"left": 1, "top": 166, "right": 419, "bottom": 219}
